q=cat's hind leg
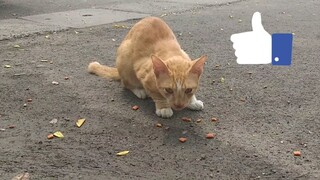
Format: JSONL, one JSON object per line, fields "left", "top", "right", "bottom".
{"left": 131, "top": 88, "right": 148, "bottom": 99}
{"left": 121, "top": 80, "right": 148, "bottom": 99}
{"left": 187, "top": 95, "right": 204, "bottom": 110}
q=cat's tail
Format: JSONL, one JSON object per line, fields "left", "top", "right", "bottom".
{"left": 88, "top": 62, "right": 121, "bottom": 81}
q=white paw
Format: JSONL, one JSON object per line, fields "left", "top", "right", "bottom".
{"left": 156, "top": 108, "right": 173, "bottom": 118}
{"left": 88, "top": 61, "right": 100, "bottom": 73}
{"left": 132, "top": 89, "right": 148, "bottom": 99}
{"left": 187, "top": 99, "right": 204, "bottom": 110}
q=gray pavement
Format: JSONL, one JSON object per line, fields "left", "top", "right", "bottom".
{"left": 1, "top": 0, "right": 320, "bottom": 179}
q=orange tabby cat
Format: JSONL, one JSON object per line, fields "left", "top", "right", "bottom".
{"left": 88, "top": 17, "right": 207, "bottom": 118}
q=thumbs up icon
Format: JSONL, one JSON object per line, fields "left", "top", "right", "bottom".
{"left": 231, "top": 12, "right": 293, "bottom": 66}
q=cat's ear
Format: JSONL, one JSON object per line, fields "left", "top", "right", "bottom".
{"left": 151, "top": 55, "right": 169, "bottom": 78}
{"left": 189, "top": 55, "right": 207, "bottom": 76}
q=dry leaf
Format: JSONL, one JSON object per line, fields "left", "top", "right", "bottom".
{"left": 76, "top": 118, "right": 86, "bottom": 127}
{"left": 11, "top": 172, "right": 30, "bottom": 180}
{"left": 220, "top": 77, "right": 225, "bottom": 83}
{"left": 53, "top": 131, "right": 64, "bottom": 138}
{"left": 160, "top": 13, "right": 167, "bottom": 17}
{"left": 117, "top": 150, "right": 129, "bottom": 156}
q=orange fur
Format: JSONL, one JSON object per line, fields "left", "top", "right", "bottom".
{"left": 88, "top": 17, "right": 207, "bottom": 118}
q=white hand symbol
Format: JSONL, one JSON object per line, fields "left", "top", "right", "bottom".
{"left": 231, "top": 12, "right": 272, "bottom": 64}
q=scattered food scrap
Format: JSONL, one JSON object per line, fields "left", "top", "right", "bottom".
{"left": 211, "top": 117, "right": 218, "bottom": 122}
{"left": 156, "top": 123, "right": 162, "bottom": 128}
{"left": 179, "top": 137, "right": 187, "bottom": 143}
{"left": 47, "top": 134, "right": 54, "bottom": 139}
{"left": 76, "top": 118, "right": 86, "bottom": 128}
{"left": 293, "top": 151, "right": 301, "bottom": 156}
{"left": 117, "top": 150, "right": 129, "bottom": 156}
{"left": 181, "top": 117, "right": 192, "bottom": 122}
{"left": 206, "top": 133, "right": 216, "bottom": 139}
{"left": 132, "top": 105, "right": 139, "bottom": 110}
{"left": 53, "top": 131, "right": 64, "bottom": 138}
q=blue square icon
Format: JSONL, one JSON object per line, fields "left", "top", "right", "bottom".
{"left": 272, "top": 33, "right": 293, "bottom": 66}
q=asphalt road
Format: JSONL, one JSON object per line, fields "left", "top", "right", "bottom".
{"left": 1, "top": 0, "right": 320, "bottom": 179}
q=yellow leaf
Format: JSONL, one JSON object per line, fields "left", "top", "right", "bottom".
{"left": 53, "top": 131, "right": 64, "bottom": 138}
{"left": 220, "top": 77, "right": 225, "bottom": 83}
{"left": 117, "top": 150, "right": 129, "bottom": 156}
{"left": 76, "top": 118, "right": 86, "bottom": 128}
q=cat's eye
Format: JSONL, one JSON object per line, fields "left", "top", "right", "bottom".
{"left": 165, "top": 88, "right": 174, "bottom": 94}
{"left": 185, "top": 88, "right": 192, "bottom": 94}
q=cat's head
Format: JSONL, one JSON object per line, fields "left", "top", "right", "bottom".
{"left": 152, "top": 55, "right": 207, "bottom": 110}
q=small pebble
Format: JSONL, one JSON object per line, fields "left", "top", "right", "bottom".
{"left": 27, "top": 98, "right": 32, "bottom": 102}
{"left": 196, "top": 119, "right": 202, "bottom": 123}
{"left": 52, "top": 81, "right": 59, "bottom": 85}
{"left": 23, "top": 103, "right": 27, "bottom": 107}
{"left": 64, "top": 77, "right": 69, "bottom": 80}
{"left": 156, "top": 123, "right": 162, "bottom": 128}
{"left": 50, "top": 118, "right": 58, "bottom": 124}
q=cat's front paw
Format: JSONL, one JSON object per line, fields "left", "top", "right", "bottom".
{"left": 187, "top": 99, "right": 204, "bottom": 111}
{"left": 156, "top": 108, "right": 173, "bottom": 118}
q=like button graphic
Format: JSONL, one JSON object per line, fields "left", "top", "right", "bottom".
{"left": 231, "top": 12, "right": 293, "bottom": 66}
